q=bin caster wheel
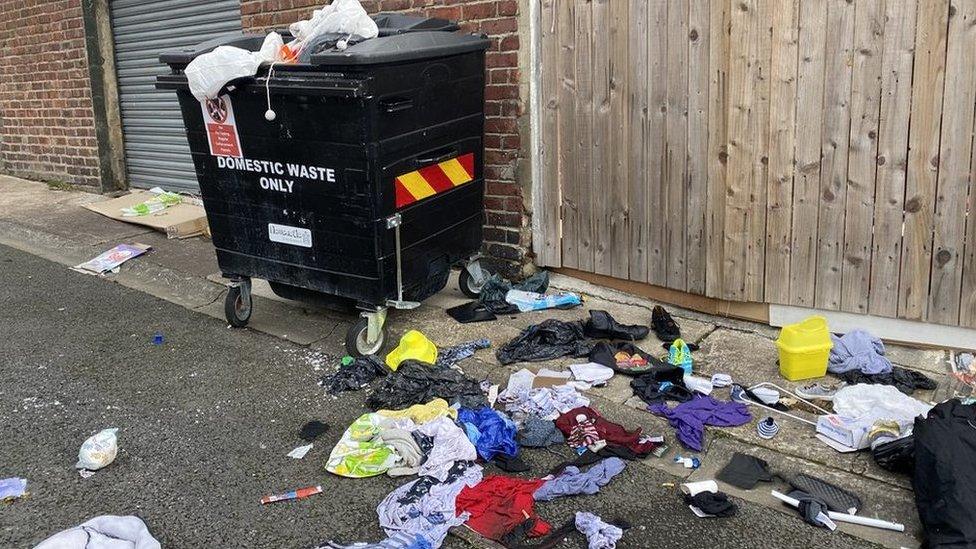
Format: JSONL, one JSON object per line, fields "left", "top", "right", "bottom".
{"left": 346, "top": 317, "right": 386, "bottom": 357}
{"left": 225, "top": 284, "right": 252, "bottom": 327}
{"left": 458, "top": 268, "right": 484, "bottom": 299}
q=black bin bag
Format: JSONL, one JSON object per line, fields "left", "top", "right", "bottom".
{"left": 912, "top": 399, "right": 976, "bottom": 548}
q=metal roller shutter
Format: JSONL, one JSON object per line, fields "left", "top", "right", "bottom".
{"left": 110, "top": 0, "right": 242, "bottom": 192}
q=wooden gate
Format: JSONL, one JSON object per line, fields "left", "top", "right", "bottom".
{"left": 534, "top": 0, "right": 976, "bottom": 329}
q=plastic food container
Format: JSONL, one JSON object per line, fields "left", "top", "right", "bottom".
{"left": 776, "top": 316, "right": 833, "bottom": 381}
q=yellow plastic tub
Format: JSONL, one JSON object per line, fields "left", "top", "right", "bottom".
{"left": 776, "top": 316, "right": 833, "bottom": 381}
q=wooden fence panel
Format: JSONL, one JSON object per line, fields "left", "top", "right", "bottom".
{"left": 928, "top": 0, "right": 976, "bottom": 325}
{"left": 789, "top": 0, "right": 827, "bottom": 307}
{"left": 627, "top": 0, "right": 649, "bottom": 282}
{"left": 535, "top": 0, "right": 561, "bottom": 267}
{"left": 556, "top": 0, "right": 578, "bottom": 270}
{"left": 666, "top": 0, "right": 689, "bottom": 291}
{"left": 899, "top": 0, "right": 948, "bottom": 321}
{"left": 869, "top": 0, "right": 917, "bottom": 318}
{"left": 609, "top": 0, "right": 631, "bottom": 280}
{"left": 686, "top": 0, "right": 710, "bottom": 295}
{"left": 538, "top": 0, "right": 971, "bottom": 329}
{"left": 763, "top": 0, "right": 799, "bottom": 304}
{"left": 590, "top": 0, "right": 611, "bottom": 275}
{"left": 646, "top": 0, "right": 669, "bottom": 286}
{"left": 840, "top": 0, "right": 884, "bottom": 315}
{"left": 815, "top": 0, "right": 856, "bottom": 311}
{"left": 573, "top": 0, "right": 594, "bottom": 273}
{"left": 705, "top": 0, "right": 730, "bottom": 298}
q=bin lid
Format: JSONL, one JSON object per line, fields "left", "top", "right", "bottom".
{"left": 308, "top": 31, "right": 489, "bottom": 66}
{"left": 373, "top": 12, "right": 460, "bottom": 35}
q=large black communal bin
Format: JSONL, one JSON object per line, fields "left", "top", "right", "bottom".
{"left": 157, "top": 14, "right": 491, "bottom": 355}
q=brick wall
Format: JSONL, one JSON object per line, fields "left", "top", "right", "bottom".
{"left": 242, "top": 0, "right": 527, "bottom": 275}
{"left": 0, "top": 0, "right": 101, "bottom": 187}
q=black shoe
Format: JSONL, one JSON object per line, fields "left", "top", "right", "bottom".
{"left": 651, "top": 305, "right": 681, "bottom": 343}
{"left": 582, "top": 310, "right": 650, "bottom": 341}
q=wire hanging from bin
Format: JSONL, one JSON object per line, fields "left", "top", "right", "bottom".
{"left": 264, "top": 62, "right": 278, "bottom": 122}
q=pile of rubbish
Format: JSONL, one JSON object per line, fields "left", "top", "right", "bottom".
{"left": 312, "top": 325, "right": 654, "bottom": 547}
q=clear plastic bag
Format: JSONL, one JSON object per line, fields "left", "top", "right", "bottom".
{"left": 185, "top": 33, "right": 284, "bottom": 102}
{"left": 76, "top": 428, "right": 119, "bottom": 471}
{"left": 289, "top": 0, "right": 379, "bottom": 50}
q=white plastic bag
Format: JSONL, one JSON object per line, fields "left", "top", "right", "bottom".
{"left": 76, "top": 428, "right": 119, "bottom": 471}
{"left": 184, "top": 33, "right": 285, "bottom": 102}
{"left": 832, "top": 384, "right": 932, "bottom": 423}
{"left": 289, "top": 0, "right": 379, "bottom": 47}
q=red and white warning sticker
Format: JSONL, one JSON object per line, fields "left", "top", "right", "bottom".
{"left": 201, "top": 95, "right": 242, "bottom": 157}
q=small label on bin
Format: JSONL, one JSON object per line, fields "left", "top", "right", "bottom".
{"left": 201, "top": 94, "right": 242, "bottom": 158}
{"left": 268, "top": 223, "right": 312, "bottom": 248}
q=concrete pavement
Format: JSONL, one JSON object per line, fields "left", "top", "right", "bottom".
{"left": 0, "top": 174, "right": 945, "bottom": 547}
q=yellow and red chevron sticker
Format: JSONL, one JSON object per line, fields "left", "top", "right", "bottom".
{"left": 395, "top": 152, "right": 475, "bottom": 209}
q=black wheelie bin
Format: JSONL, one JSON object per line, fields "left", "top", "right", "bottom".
{"left": 157, "top": 14, "right": 491, "bottom": 356}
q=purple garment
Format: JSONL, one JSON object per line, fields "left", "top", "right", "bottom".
{"left": 534, "top": 457, "right": 626, "bottom": 501}
{"left": 828, "top": 330, "right": 893, "bottom": 375}
{"left": 649, "top": 396, "right": 751, "bottom": 451}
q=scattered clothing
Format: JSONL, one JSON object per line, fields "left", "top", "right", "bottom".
{"left": 499, "top": 384, "right": 591, "bottom": 421}
{"left": 412, "top": 417, "right": 479, "bottom": 480}
{"left": 377, "top": 429, "right": 424, "bottom": 476}
{"left": 828, "top": 329, "right": 892, "bottom": 375}
{"left": 33, "top": 515, "right": 160, "bottom": 549}
{"left": 446, "top": 301, "right": 497, "bottom": 324}
{"left": 756, "top": 416, "right": 780, "bottom": 439}
{"left": 588, "top": 341, "right": 665, "bottom": 376}
{"left": 835, "top": 365, "right": 936, "bottom": 395}
{"left": 650, "top": 396, "right": 752, "bottom": 452}
{"left": 651, "top": 305, "right": 681, "bottom": 343}
{"left": 299, "top": 420, "right": 330, "bottom": 442}
{"left": 685, "top": 491, "right": 737, "bottom": 518}
{"left": 518, "top": 417, "right": 565, "bottom": 448}
{"left": 913, "top": 399, "right": 976, "bottom": 548}
{"left": 319, "top": 355, "right": 388, "bottom": 394}
{"left": 788, "top": 490, "right": 832, "bottom": 528}
{"left": 716, "top": 453, "right": 775, "bottom": 490}
{"left": 582, "top": 310, "right": 650, "bottom": 341}
{"left": 496, "top": 319, "right": 591, "bottom": 365}
{"left": 575, "top": 512, "right": 624, "bottom": 549}
{"left": 367, "top": 361, "right": 486, "bottom": 410}
{"left": 377, "top": 463, "right": 483, "bottom": 549}
{"left": 326, "top": 401, "right": 471, "bottom": 479}
{"left": 555, "top": 407, "right": 660, "bottom": 457}
{"left": 458, "top": 407, "right": 518, "bottom": 461}
{"left": 549, "top": 445, "right": 644, "bottom": 475}
{"left": 630, "top": 366, "right": 691, "bottom": 404}
{"left": 569, "top": 362, "right": 615, "bottom": 386}
{"left": 435, "top": 339, "right": 490, "bottom": 368}
{"left": 456, "top": 476, "right": 550, "bottom": 541}
{"left": 492, "top": 453, "right": 530, "bottom": 473}
{"left": 667, "top": 339, "right": 694, "bottom": 375}
{"left": 534, "top": 457, "right": 626, "bottom": 501}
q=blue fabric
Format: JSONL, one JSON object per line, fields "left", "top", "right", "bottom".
{"left": 828, "top": 330, "right": 893, "bottom": 375}
{"left": 650, "top": 396, "right": 751, "bottom": 452}
{"left": 534, "top": 457, "right": 626, "bottom": 501}
{"left": 457, "top": 407, "right": 518, "bottom": 461}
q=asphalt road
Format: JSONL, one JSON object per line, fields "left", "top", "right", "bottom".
{"left": 0, "top": 243, "right": 874, "bottom": 548}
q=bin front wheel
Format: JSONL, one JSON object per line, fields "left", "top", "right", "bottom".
{"left": 346, "top": 317, "right": 387, "bottom": 357}
{"left": 458, "top": 268, "right": 484, "bottom": 299}
{"left": 225, "top": 282, "right": 252, "bottom": 328}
